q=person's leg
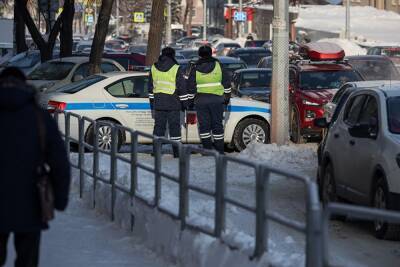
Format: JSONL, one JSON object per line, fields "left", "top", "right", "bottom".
{"left": 210, "top": 103, "right": 225, "bottom": 154}
{"left": 14, "top": 232, "right": 41, "bottom": 267}
{"left": 168, "top": 110, "right": 182, "bottom": 158}
{"left": 0, "top": 233, "right": 10, "bottom": 266}
{"left": 195, "top": 104, "right": 213, "bottom": 150}
{"left": 153, "top": 110, "right": 168, "bottom": 155}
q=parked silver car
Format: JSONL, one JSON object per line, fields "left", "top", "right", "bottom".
{"left": 28, "top": 56, "right": 124, "bottom": 93}
{"left": 315, "top": 83, "right": 400, "bottom": 239}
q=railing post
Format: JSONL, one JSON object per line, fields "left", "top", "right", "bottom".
{"left": 215, "top": 155, "right": 226, "bottom": 237}
{"left": 78, "top": 117, "right": 85, "bottom": 199}
{"left": 130, "top": 131, "right": 138, "bottom": 231}
{"left": 92, "top": 121, "right": 99, "bottom": 209}
{"left": 154, "top": 138, "right": 162, "bottom": 207}
{"left": 64, "top": 113, "right": 71, "bottom": 160}
{"left": 110, "top": 126, "right": 118, "bottom": 221}
{"left": 254, "top": 165, "right": 268, "bottom": 258}
{"left": 179, "top": 145, "right": 189, "bottom": 230}
{"left": 306, "top": 181, "right": 323, "bottom": 267}
{"left": 322, "top": 207, "right": 331, "bottom": 267}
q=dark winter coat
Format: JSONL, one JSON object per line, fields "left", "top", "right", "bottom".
{"left": 148, "top": 55, "right": 188, "bottom": 111}
{"left": 186, "top": 57, "right": 231, "bottom": 106}
{"left": 0, "top": 78, "right": 71, "bottom": 233}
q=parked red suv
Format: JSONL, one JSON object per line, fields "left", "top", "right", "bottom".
{"left": 289, "top": 42, "right": 363, "bottom": 143}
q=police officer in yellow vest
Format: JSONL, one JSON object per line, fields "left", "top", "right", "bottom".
{"left": 148, "top": 47, "right": 188, "bottom": 157}
{"left": 186, "top": 46, "right": 231, "bottom": 154}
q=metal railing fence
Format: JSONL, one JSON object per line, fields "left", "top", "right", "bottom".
{"left": 54, "top": 111, "right": 400, "bottom": 267}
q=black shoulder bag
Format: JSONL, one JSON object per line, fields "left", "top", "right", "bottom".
{"left": 35, "top": 108, "right": 55, "bottom": 223}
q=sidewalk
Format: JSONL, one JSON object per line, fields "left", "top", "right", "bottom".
{"left": 4, "top": 200, "right": 172, "bottom": 267}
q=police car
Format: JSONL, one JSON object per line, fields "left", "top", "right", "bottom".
{"left": 47, "top": 72, "right": 271, "bottom": 151}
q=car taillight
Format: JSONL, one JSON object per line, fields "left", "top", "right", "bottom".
{"left": 48, "top": 101, "right": 67, "bottom": 113}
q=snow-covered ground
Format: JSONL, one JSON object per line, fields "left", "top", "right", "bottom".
{"left": 296, "top": 5, "right": 400, "bottom": 46}
{"left": 69, "top": 143, "right": 400, "bottom": 267}
{"left": 4, "top": 198, "right": 173, "bottom": 267}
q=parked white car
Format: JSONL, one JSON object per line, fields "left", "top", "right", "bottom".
{"left": 316, "top": 83, "right": 400, "bottom": 239}
{"left": 47, "top": 72, "right": 271, "bottom": 151}
{"left": 28, "top": 57, "right": 125, "bottom": 94}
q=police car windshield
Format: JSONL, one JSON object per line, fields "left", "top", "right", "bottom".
{"left": 388, "top": 97, "right": 400, "bottom": 134}
{"left": 28, "top": 62, "right": 75, "bottom": 80}
{"left": 56, "top": 75, "right": 106, "bottom": 94}
{"left": 240, "top": 71, "right": 272, "bottom": 89}
{"left": 299, "top": 70, "right": 361, "bottom": 90}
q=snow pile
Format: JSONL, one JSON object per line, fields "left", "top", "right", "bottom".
{"left": 318, "top": 38, "right": 367, "bottom": 56}
{"left": 239, "top": 143, "right": 318, "bottom": 178}
{"left": 296, "top": 5, "right": 400, "bottom": 45}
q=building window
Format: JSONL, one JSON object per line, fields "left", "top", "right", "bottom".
{"left": 191, "top": 7, "right": 196, "bottom": 17}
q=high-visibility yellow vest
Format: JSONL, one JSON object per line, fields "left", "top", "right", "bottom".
{"left": 196, "top": 62, "right": 224, "bottom": 96}
{"left": 151, "top": 64, "right": 179, "bottom": 95}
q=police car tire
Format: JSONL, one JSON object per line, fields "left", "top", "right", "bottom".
{"left": 233, "top": 118, "right": 270, "bottom": 152}
{"left": 85, "top": 120, "right": 123, "bottom": 151}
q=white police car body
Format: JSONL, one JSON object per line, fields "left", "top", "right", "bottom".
{"left": 48, "top": 72, "right": 271, "bottom": 151}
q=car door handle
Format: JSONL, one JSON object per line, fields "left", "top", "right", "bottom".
{"left": 334, "top": 133, "right": 339, "bottom": 139}
{"left": 115, "top": 104, "right": 129, "bottom": 109}
{"left": 349, "top": 140, "right": 355, "bottom": 146}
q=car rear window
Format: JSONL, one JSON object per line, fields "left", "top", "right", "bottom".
{"left": 388, "top": 97, "right": 400, "bottom": 134}
{"left": 240, "top": 71, "right": 272, "bottom": 88}
{"left": 299, "top": 70, "right": 361, "bottom": 90}
{"left": 236, "top": 51, "right": 271, "bottom": 67}
{"left": 56, "top": 75, "right": 106, "bottom": 94}
{"left": 348, "top": 59, "right": 400, "bottom": 80}
{"left": 28, "top": 62, "right": 75, "bottom": 80}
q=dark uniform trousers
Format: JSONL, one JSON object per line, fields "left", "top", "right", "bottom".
{"left": 195, "top": 102, "right": 224, "bottom": 153}
{"left": 153, "top": 110, "right": 181, "bottom": 157}
{"left": 0, "top": 232, "right": 41, "bottom": 267}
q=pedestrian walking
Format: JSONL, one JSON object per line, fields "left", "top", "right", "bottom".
{"left": 0, "top": 67, "right": 71, "bottom": 267}
{"left": 148, "top": 47, "right": 188, "bottom": 158}
{"left": 186, "top": 45, "right": 232, "bottom": 154}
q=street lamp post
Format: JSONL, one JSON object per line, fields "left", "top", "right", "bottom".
{"left": 345, "top": 0, "right": 350, "bottom": 40}
{"left": 270, "top": 0, "right": 290, "bottom": 144}
{"left": 166, "top": 0, "right": 172, "bottom": 45}
{"left": 116, "top": 0, "right": 119, "bottom": 36}
{"left": 203, "top": 0, "right": 207, "bottom": 41}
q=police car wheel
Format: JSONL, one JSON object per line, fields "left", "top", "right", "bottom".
{"left": 85, "top": 120, "right": 123, "bottom": 151}
{"left": 233, "top": 118, "right": 270, "bottom": 151}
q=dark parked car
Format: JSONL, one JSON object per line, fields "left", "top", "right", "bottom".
{"left": 178, "top": 49, "right": 199, "bottom": 60}
{"left": 345, "top": 55, "right": 400, "bottom": 81}
{"left": 257, "top": 56, "right": 273, "bottom": 69}
{"left": 103, "top": 53, "right": 146, "bottom": 71}
{"left": 231, "top": 68, "right": 272, "bottom": 103}
{"left": 227, "top": 48, "right": 272, "bottom": 68}
{"left": 244, "top": 40, "right": 270, "bottom": 48}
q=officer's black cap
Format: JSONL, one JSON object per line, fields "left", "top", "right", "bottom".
{"left": 198, "top": 45, "right": 212, "bottom": 58}
{"left": 161, "top": 47, "right": 176, "bottom": 58}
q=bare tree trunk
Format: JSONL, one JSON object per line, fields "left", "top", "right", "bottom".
{"left": 18, "top": 0, "right": 63, "bottom": 62}
{"left": 183, "top": 0, "right": 193, "bottom": 36}
{"left": 60, "top": 0, "right": 75, "bottom": 57}
{"left": 145, "top": 0, "right": 167, "bottom": 66}
{"left": 187, "top": 0, "right": 193, "bottom": 36}
{"left": 89, "top": 0, "right": 115, "bottom": 74}
{"left": 15, "top": 0, "right": 28, "bottom": 53}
